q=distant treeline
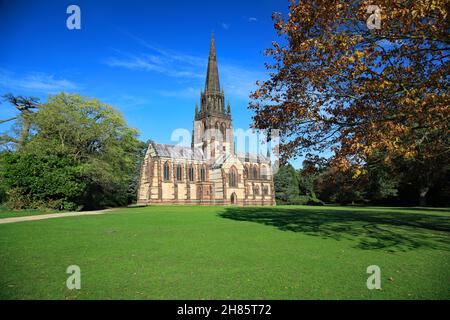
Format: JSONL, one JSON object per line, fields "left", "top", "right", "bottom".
{"left": 274, "top": 162, "right": 449, "bottom": 207}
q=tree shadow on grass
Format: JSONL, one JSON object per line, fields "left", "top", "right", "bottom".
{"left": 219, "top": 207, "right": 450, "bottom": 252}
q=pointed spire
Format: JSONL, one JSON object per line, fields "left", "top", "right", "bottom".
{"left": 205, "top": 32, "right": 220, "bottom": 92}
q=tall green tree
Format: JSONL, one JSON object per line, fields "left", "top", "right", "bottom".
{"left": 298, "top": 159, "right": 321, "bottom": 198}
{"left": 274, "top": 164, "right": 301, "bottom": 204}
{"left": 0, "top": 93, "right": 142, "bottom": 210}
{"left": 127, "top": 139, "right": 149, "bottom": 204}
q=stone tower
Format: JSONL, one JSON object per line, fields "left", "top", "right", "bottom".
{"left": 192, "top": 33, "right": 234, "bottom": 163}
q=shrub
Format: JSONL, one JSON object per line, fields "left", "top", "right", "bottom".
{"left": 0, "top": 185, "right": 6, "bottom": 205}
{"left": 1, "top": 152, "right": 86, "bottom": 210}
{"left": 306, "top": 197, "right": 325, "bottom": 206}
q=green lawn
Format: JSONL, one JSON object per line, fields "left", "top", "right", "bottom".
{"left": 0, "top": 205, "right": 449, "bottom": 299}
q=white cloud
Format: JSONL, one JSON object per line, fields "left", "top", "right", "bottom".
{"left": 104, "top": 46, "right": 204, "bottom": 79}
{"left": 248, "top": 17, "right": 258, "bottom": 22}
{"left": 103, "top": 94, "right": 150, "bottom": 112}
{"left": 0, "top": 69, "right": 78, "bottom": 93}
{"left": 221, "top": 23, "right": 230, "bottom": 30}
{"left": 119, "top": 32, "right": 205, "bottom": 67}
{"left": 105, "top": 32, "right": 268, "bottom": 100}
{"left": 220, "top": 63, "right": 265, "bottom": 99}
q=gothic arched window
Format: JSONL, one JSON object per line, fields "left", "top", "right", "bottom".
{"left": 200, "top": 165, "right": 206, "bottom": 181}
{"left": 147, "top": 159, "right": 152, "bottom": 181}
{"left": 229, "top": 166, "right": 237, "bottom": 187}
{"left": 252, "top": 166, "right": 259, "bottom": 180}
{"left": 254, "top": 185, "right": 260, "bottom": 195}
{"left": 202, "top": 121, "right": 206, "bottom": 135}
{"left": 188, "top": 165, "right": 194, "bottom": 182}
{"left": 261, "top": 165, "right": 268, "bottom": 180}
{"left": 176, "top": 164, "right": 182, "bottom": 181}
{"left": 220, "top": 123, "right": 226, "bottom": 141}
{"left": 244, "top": 165, "right": 249, "bottom": 179}
{"left": 263, "top": 186, "right": 269, "bottom": 195}
{"left": 163, "top": 161, "right": 170, "bottom": 181}
{"left": 215, "top": 122, "right": 220, "bottom": 137}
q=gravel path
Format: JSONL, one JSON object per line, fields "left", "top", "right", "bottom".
{"left": 0, "top": 209, "right": 114, "bottom": 225}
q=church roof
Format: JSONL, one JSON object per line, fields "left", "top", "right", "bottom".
{"left": 151, "top": 143, "right": 205, "bottom": 161}
{"left": 211, "top": 153, "right": 232, "bottom": 169}
{"left": 236, "top": 152, "right": 271, "bottom": 164}
{"left": 211, "top": 152, "right": 271, "bottom": 169}
{"left": 149, "top": 142, "right": 271, "bottom": 167}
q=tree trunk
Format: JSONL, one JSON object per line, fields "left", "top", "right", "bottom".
{"left": 0, "top": 116, "right": 18, "bottom": 124}
{"left": 419, "top": 186, "right": 429, "bottom": 207}
{"left": 18, "top": 118, "right": 30, "bottom": 148}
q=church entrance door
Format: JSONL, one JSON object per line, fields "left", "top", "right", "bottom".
{"left": 230, "top": 192, "right": 237, "bottom": 205}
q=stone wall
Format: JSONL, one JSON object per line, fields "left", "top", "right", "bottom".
{"left": 137, "top": 151, "right": 276, "bottom": 206}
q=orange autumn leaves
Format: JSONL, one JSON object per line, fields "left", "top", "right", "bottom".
{"left": 250, "top": 0, "right": 449, "bottom": 175}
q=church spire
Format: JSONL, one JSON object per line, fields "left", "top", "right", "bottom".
{"left": 205, "top": 32, "right": 220, "bottom": 92}
{"left": 196, "top": 34, "right": 229, "bottom": 119}
{"left": 192, "top": 34, "right": 234, "bottom": 154}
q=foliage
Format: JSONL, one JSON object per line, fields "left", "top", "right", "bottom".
{"left": 1, "top": 94, "right": 40, "bottom": 149}
{"left": 127, "top": 139, "right": 150, "bottom": 204}
{"left": 363, "top": 154, "right": 400, "bottom": 201}
{"left": 0, "top": 93, "right": 142, "bottom": 210}
{"left": 1, "top": 152, "right": 85, "bottom": 210}
{"left": 297, "top": 159, "right": 323, "bottom": 197}
{"left": 251, "top": 0, "right": 449, "bottom": 206}
{"left": 274, "top": 164, "right": 300, "bottom": 204}
{"left": 274, "top": 163, "right": 324, "bottom": 205}
{"left": 0, "top": 182, "right": 6, "bottom": 205}
{"left": 315, "top": 165, "right": 367, "bottom": 205}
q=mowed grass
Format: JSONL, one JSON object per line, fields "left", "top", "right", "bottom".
{"left": 0, "top": 205, "right": 449, "bottom": 299}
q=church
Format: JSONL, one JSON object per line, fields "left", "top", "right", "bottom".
{"left": 137, "top": 35, "right": 276, "bottom": 206}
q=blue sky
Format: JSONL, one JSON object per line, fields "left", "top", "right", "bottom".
{"left": 0, "top": 0, "right": 300, "bottom": 164}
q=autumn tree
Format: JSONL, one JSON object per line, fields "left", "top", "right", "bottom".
{"left": 251, "top": 0, "right": 449, "bottom": 205}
